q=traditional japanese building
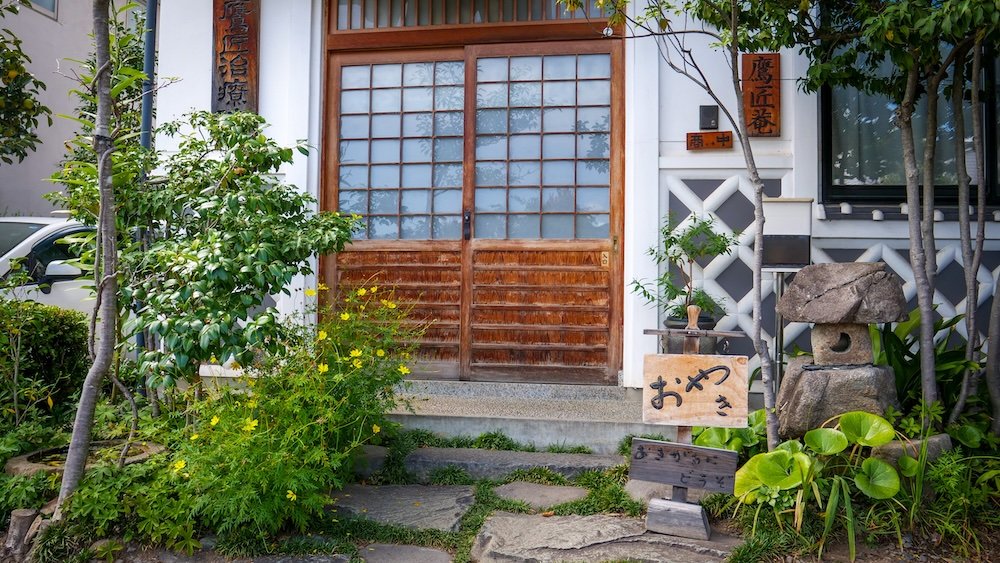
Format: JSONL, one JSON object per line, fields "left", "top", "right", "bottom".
{"left": 157, "top": 0, "right": 1000, "bottom": 390}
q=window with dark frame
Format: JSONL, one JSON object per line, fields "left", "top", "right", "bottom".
{"left": 821, "top": 57, "right": 999, "bottom": 206}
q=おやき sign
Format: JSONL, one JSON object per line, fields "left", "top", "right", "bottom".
{"left": 642, "top": 354, "right": 749, "bottom": 427}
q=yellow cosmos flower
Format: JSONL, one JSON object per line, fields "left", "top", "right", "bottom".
{"left": 370, "top": 286, "right": 378, "bottom": 293}
{"left": 209, "top": 355, "right": 218, "bottom": 364}
{"left": 246, "top": 378, "right": 256, "bottom": 387}
{"left": 340, "top": 312, "right": 350, "bottom": 321}
{"left": 210, "top": 415, "right": 220, "bottom": 426}
{"left": 398, "top": 364, "right": 410, "bottom": 375}
{"left": 318, "top": 363, "right": 329, "bottom": 374}
{"left": 372, "top": 424, "right": 381, "bottom": 434}
{"left": 357, "top": 288, "right": 368, "bottom": 296}
{"left": 350, "top": 349, "right": 362, "bottom": 358}
{"left": 381, "top": 300, "right": 397, "bottom": 309}
{"left": 352, "top": 358, "right": 363, "bottom": 369}
{"left": 286, "top": 490, "right": 297, "bottom": 501}
{"left": 318, "top": 330, "right": 328, "bottom": 341}
{"left": 190, "top": 433, "right": 200, "bottom": 441}
{"left": 243, "top": 418, "right": 259, "bottom": 432}
{"left": 376, "top": 349, "right": 385, "bottom": 357}
{"left": 247, "top": 399, "right": 257, "bottom": 409}
{"left": 305, "top": 288, "right": 317, "bottom": 297}
{"left": 172, "top": 459, "right": 187, "bottom": 472}
{"left": 318, "top": 283, "right": 330, "bottom": 291}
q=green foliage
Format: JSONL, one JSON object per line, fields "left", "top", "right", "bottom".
{"left": 734, "top": 411, "right": 903, "bottom": 558}
{"left": 30, "top": 520, "right": 93, "bottom": 563}
{"left": 630, "top": 214, "right": 738, "bottom": 319}
{"left": 552, "top": 469, "right": 643, "bottom": 517}
{"left": 65, "top": 460, "right": 199, "bottom": 553}
{"left": 429, "top": 466, "right": 475, "bottom": 485}
{"left": 0, "top": 0, "right": 52, "bottom": 165}
{"left": 0, "top": 298, "right": 89, "bottom": 427}
{"left": 871, "top": 311, "right": 980, "bottom": 416}
{"left": 504, "top": 467, "right": 570, "bottom": 486}
{"left": 175, "top": 288, "right": 414, "bottom": 539}
{"left": 0, "top": 419, "right": 64, "bottom": 467}
{"left": 0, "top": 471, "right": 58, "bottom": 528}
{"left": 472, "top": 431, "right": 536, "bottom": 451}
{"left": 693, "top": 408, "right": 767, "bottom": 462}
{"left": 616, "top": 433, "right": 666, "bottom": 456}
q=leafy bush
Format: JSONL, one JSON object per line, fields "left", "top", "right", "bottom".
{"left": 693, "top": 408, "right": 767, "bottom": 462}
{"left": 0, "top": 299, "right": 88, "bottom": 426}
{"left": 173, "top": 286, "right": 416, "bottom": 539}
{"left": 734, "top": 411, "right": 902, "bottom": 560}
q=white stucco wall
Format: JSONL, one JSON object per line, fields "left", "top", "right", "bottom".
{"left": 0, "top": 2, "right": 92, "bottom": 216}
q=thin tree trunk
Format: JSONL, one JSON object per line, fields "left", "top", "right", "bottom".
{"left": 727, "top": 0, "right": 778, "bottom": 450}
{"left": 899, "top": 62, "right": 939, "bottom": 409}
{"left": 56, "top": 0, "right": 116, "bottom": 518}
{"left": 948, "top": 48, "right": 976, "bottom": 424}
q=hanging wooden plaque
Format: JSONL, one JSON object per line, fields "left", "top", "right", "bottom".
{"left": 642, "top": 354, "right": 749, "bottom": 427}
{"left": 212, "top": 0, "right": 259, "bottom": 113}
{"left": 742, "top": 53, "right": 780, "bottom": 137}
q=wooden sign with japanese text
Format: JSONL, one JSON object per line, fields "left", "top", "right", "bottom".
{"left": 686, "top": 131, "right": 733, "bottom": 150}
{"left": 212, "top": 0, "right": 259, "bottom": 113}
{"left": 642, "top": 354, "right": 749, "bottom": 427}
{"left": 742, "top": 53, "right": 780, "bottom": 137}
{"left": 629, "top": 438, "right": 739, "bottom": 493}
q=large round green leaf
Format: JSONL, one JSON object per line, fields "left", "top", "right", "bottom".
{"left": 734, "top": 454, "right": 766, "bottom": 503}
{"left": 838, "top": 411, "right": 896, "bottom": 447}
{"left": 897, "top": 455, "right": 919, "bottom": 478}
{"left": 804, "top": 428, "right": 849, "bottom": 455}
{"left": 757, "top": 450, "right": 809, "bottom": 489}
{"left": 854, "top": 457, "right": 900, "bottom": 499}
{"left": 776, "top": 439, "right": 804, "bottom": 454}
{"left": 694, "top": 427, "right": 732, "bottom": 450}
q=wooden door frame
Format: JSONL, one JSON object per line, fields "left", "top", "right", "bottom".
{"left": 321, "top": 27, "right": 625, "bottom": 381}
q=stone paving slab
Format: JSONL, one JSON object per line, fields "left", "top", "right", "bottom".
{"left": 357, "top": 543, "right": 452, "bottom": 562}
{"left": 330, "top": 484, "right": 475, "bottom": 532}
{"left": 493, "top": 481, "right": 589, "bottom": 510}
{"left": 404, "top": 447, "right": 624, "bottom": 482}
{"left": 471, "top": 512, "right": 741, "bottom": 563}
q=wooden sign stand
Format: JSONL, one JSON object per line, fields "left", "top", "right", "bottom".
{"left": 636, "top": 305, "right": 746, "bottom": 541}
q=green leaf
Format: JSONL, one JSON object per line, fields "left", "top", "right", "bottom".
{"left": 898, "top": 455, "right": 919, "bottom": 478}
{"left": 949, "top": 424, "right": 983, "bottom": 449}
{"left": 694, "top": 427, "right": 732, "bottom": 450}
{"left": 838, "top": 411, "right": 896, "bottom": 447}
{"left": 854, "top": 457, "right": 900, "bottom": 499}
{"left": 805, "top": 428, "right": 849, "bottom": 455}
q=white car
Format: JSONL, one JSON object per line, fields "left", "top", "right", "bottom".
{"left": 0, "top": 217, "right": 95, "bottom": 315}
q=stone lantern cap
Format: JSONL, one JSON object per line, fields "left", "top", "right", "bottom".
{"left": 776, "top": 262, "right": 906, "bottom": 324}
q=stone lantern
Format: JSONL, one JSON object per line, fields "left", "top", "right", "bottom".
{"left": 774, "top": 263, "right": 907, "bottom": 438}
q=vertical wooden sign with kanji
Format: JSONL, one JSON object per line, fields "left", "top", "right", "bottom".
{"left": 213, "top": 0, "right": 259, "bottom": 113}
{"left": 742, "top": 53, "right": 780, "bottom": 137}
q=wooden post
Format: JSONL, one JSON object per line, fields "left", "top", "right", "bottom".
{"left": 671, "top": 304, "right": 701, "bottom": 504}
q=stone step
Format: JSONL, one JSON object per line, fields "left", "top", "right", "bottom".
{"left": 391, "top": 380, "right": 678, "bottom": 454}
{"left": 403, "top": 447, "right": 625, "bottom": 482}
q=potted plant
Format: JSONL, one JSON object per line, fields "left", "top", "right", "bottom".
{"left": 631, "top": 214, "right": 739, "bottom": 351}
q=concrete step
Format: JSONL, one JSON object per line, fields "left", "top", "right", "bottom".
{"left": 390, "top": 380, "right": 678, "bottom": 455}
{"left": 404, "top": 447, "right": 625, "bottom": 482}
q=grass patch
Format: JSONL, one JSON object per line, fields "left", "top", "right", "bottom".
{"left": 454, "top": 481, "right": 533, "bottom": 562}
{"left": 550, "top": 469, "right": 644, "bottom": 518}
{"left": 429, "top": 465, "right": 475, "bottom": 485}
{"left": 544, "top": 443, "right": 593, "bottom": 454}
{"left": 617, "top": 433, "right": 667, "bottom": 456}
{"left": 503, "top": 467, "right": 570, "bottom": 486}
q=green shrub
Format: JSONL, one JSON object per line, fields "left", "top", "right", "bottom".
{"left": 174, "top": 286, "right": 417, "bottom": 539}
{"left": 0, "top": 300, "right": 88, "bottom": 426}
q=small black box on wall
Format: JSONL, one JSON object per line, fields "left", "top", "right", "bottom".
{"left": 699, "top": 105, "right": 719, "bottom": 130}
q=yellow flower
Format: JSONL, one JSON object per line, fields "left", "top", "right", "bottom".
{"left": 190, "top": 433, "right": 200, "bottom": 441}
{"left": 372, "top": 424, "right": 381, "bottom": 434}
{"left": 352, "top": 358, "right": 363, "bottom": 369}
{"left": 318, "top": 330, "right": 328, "bottom": 341}
{"left": 210, "top": 415, "right": 220, "bottom": 426}
{"left": 370, "top": 286, "right": 378, "bottom": 293}
{"left": 231, "top": 360, "right": 241, "bottom": 369}
{"left": 318, "top": 363, "right": 329, "bottom": 374}
{"left": 172, "top": 459, "right": 187, "bottom": 472}
{"left": 340, "top": 312, "right": 350, "bottom": 321}
{"left": 305, "top": 288, "right": 317, "bottom": 297}
{"left": 243, "top": 418, "right": 259, "bottom": 432}
{"left": 398, "top": 364, "right": 410, "bottom": 375}
{"left": 318, "top": 283, "right": 330, "bottom": 291}
{"left": 247, "top": 399, "right": 257, "bottom": 409}
{"left": 209, "top": 355, "right": 218, "bottom": 364}
{"left": 357, "top": 288, "right": 368, "bottom": 296}
{"left": 246, "top": 377, "right": 256, "bottom": 387}
{"left": 286, "top": 490, "right": 297, "bottom": 501}
{"left": 350, "top": 349, "right": 362, "bottom": 357}
{"left": 376, "top": 349, "right": 385, "bottom": 357}
{"left": 381, "top": 299, "right": 397, "bottom": 309}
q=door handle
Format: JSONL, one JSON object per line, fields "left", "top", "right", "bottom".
{"left": 463, "top": 209, "right": 472, "bottom": 240}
